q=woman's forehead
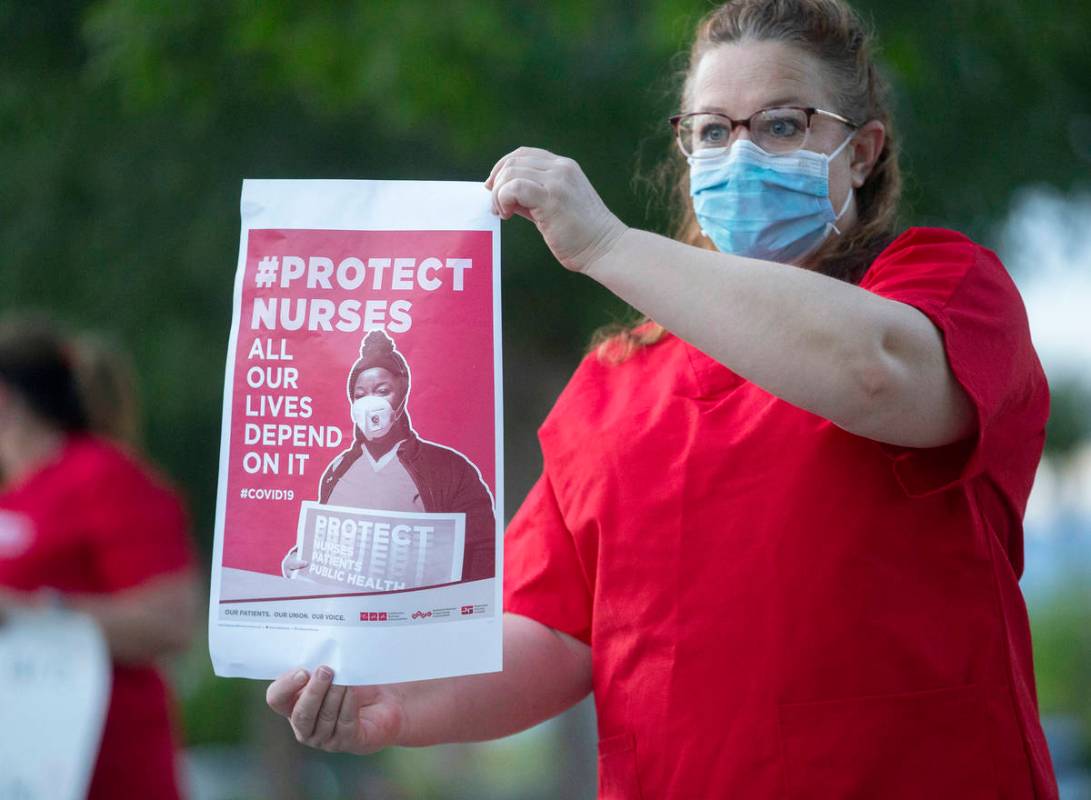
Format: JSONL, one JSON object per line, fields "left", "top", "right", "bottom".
{"left": 355, "top": 366, "right": 399, "bottom": 386}
{"left": 691, "top": 40, "right": 834, "bottom": 116}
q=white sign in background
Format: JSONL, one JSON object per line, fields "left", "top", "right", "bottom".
{"left": 0, "top": 609, "right": 111, "bottom": 800}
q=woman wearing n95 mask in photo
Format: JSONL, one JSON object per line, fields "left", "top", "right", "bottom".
{"left": 281, "top": 329, "right": 495, "bottom": 584}
{"left": 352, "top": 391, "right": 399, "bottom": 443}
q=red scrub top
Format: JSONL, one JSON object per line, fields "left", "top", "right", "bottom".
{"left": 0, "top": 435, "right": 193, "bottom": 800}
{"left": 505, "top": 228, "right": 1058, "bottom": 799}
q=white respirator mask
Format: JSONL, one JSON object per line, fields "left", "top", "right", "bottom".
{"left": 351, "top": 396, "right": 397, "bottom": 440}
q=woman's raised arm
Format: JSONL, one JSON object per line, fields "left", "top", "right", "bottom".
{"left": 486, "top": 148, "right": 974, "bottom": 449}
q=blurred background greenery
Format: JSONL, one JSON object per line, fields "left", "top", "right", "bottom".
{"left": 2, "top": 1, "right": 1089, "bottom": 797}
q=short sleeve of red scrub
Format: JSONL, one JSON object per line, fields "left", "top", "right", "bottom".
{"left": 861, "top": 227, "right": 1049, "bottom": 500}
{"left": 81, "top": 448, "right": 194, "bottom": 590}
{"left": 504, "top": 469, "right": 593, "bottom": 645}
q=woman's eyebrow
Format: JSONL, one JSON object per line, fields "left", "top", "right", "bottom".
{"left": 695, "top": 96, "right": 808, "bottom": 115}
{"left": 762, "top": 96, "right": 807, "bottom": 108}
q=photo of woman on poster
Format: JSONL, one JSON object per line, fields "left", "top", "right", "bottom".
{"left": 282, "top": 329, "right": 495, "bottom": 584}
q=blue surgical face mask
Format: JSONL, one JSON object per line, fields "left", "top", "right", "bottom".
{"left": 688, "top": 135, "right": 854, "bottom": 263}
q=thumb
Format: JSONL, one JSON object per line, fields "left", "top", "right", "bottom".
{"left": 266, "top": 668, "right": 309, "bottom": 716}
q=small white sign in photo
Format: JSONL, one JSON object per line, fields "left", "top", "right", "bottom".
{"left": 0, "top": 609, "right": 111, "bottom": 800}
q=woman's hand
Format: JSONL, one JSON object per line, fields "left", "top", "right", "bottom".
{"left": 485, "top": 147, "right": 628, "bottom": 274}
{"left": 264, "top": 616, "right": 591, "bottom": 751}
{"left": 266, "top": 666, "right": 405, "bottom": 754}
{"left": 281, "top": 546, "right": 309, "bottom": 580}
{"left": 0, "top": 587, "right": 41, "bottom": 625}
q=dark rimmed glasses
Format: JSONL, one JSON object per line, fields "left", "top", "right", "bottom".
{"left": 669, "top": 106, "right": 857, "bottom": 159}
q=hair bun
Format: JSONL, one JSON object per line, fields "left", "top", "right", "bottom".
{"left": 360, "top": 329, "right": 395, "bottom": 358}
{"left": 351, "top": 329, "right": 408, "bottom": 382}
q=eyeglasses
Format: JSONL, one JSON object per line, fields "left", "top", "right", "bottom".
{"left": 669, "top": 106, "right": 857, "bottom": 159}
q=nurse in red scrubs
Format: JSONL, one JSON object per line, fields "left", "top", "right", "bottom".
{"left": 268, "top": 1, "right": 1059, "bottom": 796}
{"left": 0, "top": 320, "right": 196, "bottom": 800}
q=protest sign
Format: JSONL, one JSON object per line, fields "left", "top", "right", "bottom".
{"left": 295, "top": 502, "right": 465, "bottom": 593}
{"left": 210, "top": 180, "right": 502, "bottom": 684}
{"left": 0, "top": 609, "right": 110, "bottom": 800}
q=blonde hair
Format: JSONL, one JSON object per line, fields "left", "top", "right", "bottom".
{"left": 596, "top": 0, "right": 901, "bottom": 361}
{"left": 72, "top": 334, "right": 143, "bottom": 448}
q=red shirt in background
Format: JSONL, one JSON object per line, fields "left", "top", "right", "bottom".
{"left": 505, "top": 228, "right": 1058, "bottom": 799}
{"left": 0, "top": 435, "right": 194, "bottom": 800}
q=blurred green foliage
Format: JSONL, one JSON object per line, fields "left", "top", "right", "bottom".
{"left": 180, "top": 656, "right": 255, "bottom": 746}
{"left": 1045, "top": 377, "right": 1091, "bottom": 459}
{"left": 1032, "top": 587, "right": 1091, "bottom": 756}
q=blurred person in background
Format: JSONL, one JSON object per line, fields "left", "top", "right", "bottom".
{"left": 0, "top": 317, "right": 197, "bottom": 800}
{"left": 72, "top": 331, "right": 143, "bottom": 450}
{"left": 268, "top": 0, "right": 1059, "bottom": 797}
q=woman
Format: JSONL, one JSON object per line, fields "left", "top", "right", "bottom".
{"left": 267, "top": 1, "right": 1059, "bottom": 797}
{"left": 0, "top": 318, "right": 196, "bottom": 800}
{"left": 282, "top": 329, "right": 496, "bottom": 583}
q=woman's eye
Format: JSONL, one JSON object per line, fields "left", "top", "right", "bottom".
{"left": 768, "top": 118, "right": 801, "bottom": 138}
{"left": 698, "top": 123, "right": 729, "bottom": 144}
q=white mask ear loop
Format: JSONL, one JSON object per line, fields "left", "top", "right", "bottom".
{"left": 826, "top": 131, "right": 854, "bottom": 162}
{"left": 826, "top": 132, "right": 856, "bottom": 236}
{"left": 829, "top": 188, "right": 854, "bottom": 236}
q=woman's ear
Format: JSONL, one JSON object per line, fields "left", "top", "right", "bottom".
{"left": 392, "top": 376, "right": 409, "bottom": 412}
{"left": 849, "top": 120, "right": 885, "bottom": 189}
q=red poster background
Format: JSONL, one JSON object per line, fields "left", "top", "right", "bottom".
{"left": 222, "top": 229, "right": 495, "bottom": 576}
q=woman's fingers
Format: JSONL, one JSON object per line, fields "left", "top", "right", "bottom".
{"left": 489, "top": 160, "right": 556, "bottom": 215}
{"left": 493, "top": 164, "right": 554, "bottom": 215}
{"left": 496, "top": 178, "right": 549, "bottom": 220}
{"left": 333, "top": 684, "right": 374, "bottom": 750}
{"left": 266, "top": 668, "right": 309, "bottom": 717}
{"left": 281, "top": 547, "right": 309, "bottom": 577}
{"left": 289, "top": 665, "right": 335, "bottom": 741}
{"left": 485, "top": 147, "right": 559, "bottom": 188}
{"left": 311, "top": 681, "right": 348, "bottom": 747}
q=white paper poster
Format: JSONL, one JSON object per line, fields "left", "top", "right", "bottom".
{"left": 210, "top": 179, "right": 503, "bottom": 685}
{"left": 0, "top": 609, "right": 111, "bottom": 800}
